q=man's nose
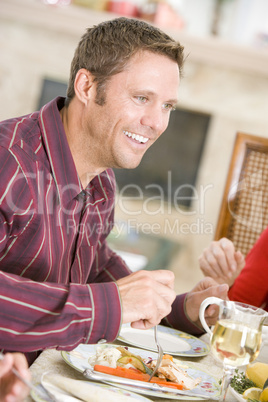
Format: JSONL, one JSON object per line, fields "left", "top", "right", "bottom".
{"left": 140, "top": 107, "right": 168, "bottom": 132}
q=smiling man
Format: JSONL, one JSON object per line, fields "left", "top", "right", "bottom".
{"left": 63, "top": 50, "right": 179, "bottom": 179}
{"left": 0, "top": 17, "right": 228, "bottom": 365}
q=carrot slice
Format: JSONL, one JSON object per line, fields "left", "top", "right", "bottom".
{"left": 163, "top": 354, "right": 173, "bottom": 361}
{"left": 94, "top": 365, "right": 184, "bottom": 390}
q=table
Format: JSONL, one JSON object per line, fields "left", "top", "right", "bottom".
{"left": 25, "top": 333, "right": 268, "bottom": 402}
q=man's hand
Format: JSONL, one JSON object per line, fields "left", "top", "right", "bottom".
{"left": 117, "top": 270, "right": 176, "bottom": 330}
{"left": 185, "top": 277, "right": 229, "bottom": 328}
{"left": 198, "top": 237, "right": 245, "bottom": 287}
{"left": 0, "top": 353, "right": 30, "bottom": 402}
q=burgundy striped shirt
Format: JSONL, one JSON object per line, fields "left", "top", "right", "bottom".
{"left": 0, "top": 97, "right": 202, "bottom": 365}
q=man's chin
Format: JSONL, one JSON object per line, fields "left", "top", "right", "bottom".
{"left": 116, "top": 159, "right": 143, "bottom": 170}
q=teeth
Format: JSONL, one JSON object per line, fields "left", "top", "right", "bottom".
{"left": 123, "top": 130, "right": 149, "bottom": 144}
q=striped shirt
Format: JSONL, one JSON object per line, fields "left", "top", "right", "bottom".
{"left": 0, "top": 97, "right": 201, "bottom": 365}
{"left": 0, "top": 97, "right": 132, "bottom": 364}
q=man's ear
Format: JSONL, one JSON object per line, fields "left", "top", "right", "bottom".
{"left": 74, "top": 68, "right": 94, "bottom": 105}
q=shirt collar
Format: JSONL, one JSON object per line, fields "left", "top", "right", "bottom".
{"left": 39, "top": 97, "right": 115, "bottom": 206}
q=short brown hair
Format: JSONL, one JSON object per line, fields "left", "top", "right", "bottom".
{"left": 66, "top": 17, "right": 184, "bottom": 106}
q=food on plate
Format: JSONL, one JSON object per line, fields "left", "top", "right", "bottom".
{"left": 231, "top": 364, "right": 268, "bottom": 401}
{"left": 93, "top": 364, "right": 185, "bottom": 389}
{"left": 88, "top": 345, "right": 122, "bottom": 368}
{"left": 88, "top": 345, "right": 201, "bottom": 390}
{"left": 116, "top": 346, "right": 152, "bottom": 374}
{"left": 246, "top": 362, "right": 268, "bottom": 389}
{"left": 146, "top": 353, "right": 200, "bottom": 390}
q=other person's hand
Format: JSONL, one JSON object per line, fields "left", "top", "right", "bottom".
{"left": 117, "top": 270, "right": 176, "bottom": 330}
{"left": 185, "top": 277, "right": 229, "bottom": 329}
{"left": 198, "top": 237, "right": 245, "bottom": 287}
{"left": 0, "top": 353, "right": 30, "bottom": 402}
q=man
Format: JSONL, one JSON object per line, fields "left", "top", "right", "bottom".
{"left": 0, "top": 17, "right": 228, "bottom": 365}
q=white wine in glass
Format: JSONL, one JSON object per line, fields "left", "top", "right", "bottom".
{"left": 211, "top": 320, "right": 262, "bottom": 367}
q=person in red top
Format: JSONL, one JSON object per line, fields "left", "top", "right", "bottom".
{"left": 0, "top": 17, "right": 229, "bottom": 365}
{"left": 199, "top": 229, "right": 268, "bottom": 311}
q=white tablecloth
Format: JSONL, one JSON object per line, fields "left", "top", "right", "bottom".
{"left": 25, "top": 333, "right": 268, "bottom": 402}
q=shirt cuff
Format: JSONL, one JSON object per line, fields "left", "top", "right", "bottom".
{"left": 163, "top": 293, "right": 204, "bottom": 336}
{"left": 87, "top": 282, "right": 122, "bottom": 344}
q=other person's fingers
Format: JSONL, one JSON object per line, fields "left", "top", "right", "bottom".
{"left": 199, "top": 238, "right": 242, "bottom": 282}
{"left": 218, "top": 237, "right": 238, "bottom": 276}
{"left": 0, "top": 353, "right": 30, "bottom": 402}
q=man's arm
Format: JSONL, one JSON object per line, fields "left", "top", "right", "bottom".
{"left": 87, "top": 240, "right": 132, "bottom": 283}
{"left": 0, "top": 270, "right": 122, "bottom": 354}
{"left": 0, "top": 239, "right": 175, "bottom": 357}
{"left": 89, "top": 240, "right": 230, "bottom": 333}
{"left": 88, "top": 240, "right": 176, "bottom": 329}
{"left": 162, "top": 277, "right": 229, "bottom": 334}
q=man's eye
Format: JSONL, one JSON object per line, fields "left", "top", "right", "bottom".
{"left": 163, "top": 103, "right": 175, "bottom": 111}
{"left": 136, "top": 96, "right": 147, "bottom": 103}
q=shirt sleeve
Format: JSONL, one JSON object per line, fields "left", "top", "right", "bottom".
{"left": 87, "top": 240, "right": 132, "bottom": 284}
{"left": 161, "top": 293, "right": 204, "bottom": 336}
{"left": 228, "top": 227, "right": 268, "bottom": 310}
{"left": 0, "top": 269, "right": 122, "bottom": 354}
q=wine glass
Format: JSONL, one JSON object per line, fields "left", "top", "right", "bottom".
{"left": 199, "top": 297, "right": 267, "bottom": 401}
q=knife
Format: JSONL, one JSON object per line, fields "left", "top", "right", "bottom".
{"left": 83, "top": 368, "right": 219, "bottom": 400}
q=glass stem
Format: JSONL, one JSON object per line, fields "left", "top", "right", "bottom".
{"left": 220, "top": 365, "right": 234, "bottom": 401}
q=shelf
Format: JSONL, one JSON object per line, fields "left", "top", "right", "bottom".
{"left": 1, "top": 0, "right": 268, "bottom": 78}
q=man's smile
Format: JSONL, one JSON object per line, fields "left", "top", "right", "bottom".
{"left": 123, "top": 130, "right": 149, "bottom": 144}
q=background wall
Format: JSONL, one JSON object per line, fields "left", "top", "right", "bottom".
{"left": 1, "top": 0, "right": 268, "bottom": 293}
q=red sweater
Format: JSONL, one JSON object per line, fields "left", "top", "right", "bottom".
{"left": 228, "top": 227, "right": 268, "bottom": 311}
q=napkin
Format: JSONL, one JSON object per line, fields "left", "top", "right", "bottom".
{"left": 40, "top": 376, "right": 81, "bottom": 402}
{"left": 42, "top": 373, "right": 139, "bottom": 402}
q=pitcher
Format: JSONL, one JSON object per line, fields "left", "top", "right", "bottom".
{"left": 199, "top": 297, "right": 268, "bottom": 400}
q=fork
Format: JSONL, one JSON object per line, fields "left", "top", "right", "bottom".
{"left": 148, "top": 325, "right": 163, "bottom": 382}
{"left": 0, "top": 352, "right": 57, "bottom": 402}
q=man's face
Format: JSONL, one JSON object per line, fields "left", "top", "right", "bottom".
{"left": 83, "top": 50, "right": 180, "bottom": 173}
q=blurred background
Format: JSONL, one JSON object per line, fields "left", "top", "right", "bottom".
{"left": 1, "top": 0, "right": 268, "bottom": 293}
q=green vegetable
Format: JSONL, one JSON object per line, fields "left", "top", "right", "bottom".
{"left": 116, "top": 347, "right": 153, "bottom": 375}
{"left": 117, "top": 356, "right": 148, "bottom": 373}
{"left": 230, "top": 369, "right": 257, "bottom": 395}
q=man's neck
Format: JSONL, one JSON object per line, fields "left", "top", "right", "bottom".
{"left": 59, "top": 104, "right": 104, "bottom": 189}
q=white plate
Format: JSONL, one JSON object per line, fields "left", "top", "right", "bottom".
{"left": 118, "top": 323, "right": 210, "bottom": 357}
{"left": 30, "top": 380, "right": 151, "bottom": 402}
{"left": 61, "top": 344, "right": 221, "bottom": 400}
